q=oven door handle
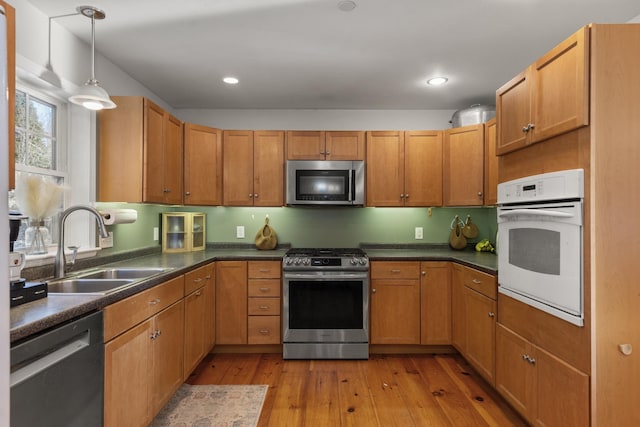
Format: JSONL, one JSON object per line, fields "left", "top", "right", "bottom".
{"left": 284, "top": 272, "right": 369, "bottom": 280}
{"left": 498, "top": 209, "right": 574, "bottom": 219}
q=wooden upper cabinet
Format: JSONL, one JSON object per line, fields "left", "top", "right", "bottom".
{"left": 3, "top": 1, "right": 15, "bottom": 189}
{"left": 324, "top": 131, "right": 365, "bottom": 160}
{"left": 223, "top": 130, "right": 284, "bottom": 206}
{"left": 98, "top": 96, "right": 184, "bottom": 204}
{"left": 286, "top": 130, "right": 364, "bottom": 160}
{"left": 367, "top": 130, "right": 443, "bottom": 207}
{"left": 405, "top": 130, "right": 443, "bottom": 206}
{"left": 184, "top": 124, "right": 222, "bottom": 206}
{"left": 496, "top": 26, "right": 589, "bottom": 155}
{"left": 443, "top": 124, "right": 484, "bottom": 206}
{"left": 253, "top": 130, "right": 285, "bottom": 206}
{"left": 222, "top": 130, "right": 254, "bottom": 206}
{"left": 484, "top": 118, "right": 498, "bottom": 205}
{"left": 366, "top": 131, "right": 405, "bottom": 206}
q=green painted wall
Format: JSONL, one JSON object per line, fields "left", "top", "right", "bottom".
{"left": 96, "top": 203, "right": 497, "bottom": 253}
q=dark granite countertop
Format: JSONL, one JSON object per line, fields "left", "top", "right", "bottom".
{"left": 10, "top": 244, "right": 496, "bottom": 343}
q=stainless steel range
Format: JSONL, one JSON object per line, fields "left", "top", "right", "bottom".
{"left": 282, "top": 248, "right": 369, "bottom": 359}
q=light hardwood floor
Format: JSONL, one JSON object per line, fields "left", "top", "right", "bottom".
{"left": 187, "top": 353, "right": 528, "bottom": 426}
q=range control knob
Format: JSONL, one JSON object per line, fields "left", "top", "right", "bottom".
{"left": 303, "top": 258, "right": 311, "bottom": 265}
{"left": 359, "top": 258, "right": 368, "bottom": 265}
{"left": 350, "top": 258, "right": 358, "bottom": 265}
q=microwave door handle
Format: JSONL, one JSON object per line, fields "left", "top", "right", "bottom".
{"left": 350, "top": 169, "right": 355, "bottom": 202}
{"left": 498, "top": 209, "right": 574, "bottom": 219}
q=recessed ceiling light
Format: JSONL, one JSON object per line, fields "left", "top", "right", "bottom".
{"left": 426, "top": 77, "right": 448, "bottom": 86}
{"left": 337, "top": 0, "right": 357, "bottom": 12}
{"left": 223, "top": 77, "right": 239, "bottom": 85}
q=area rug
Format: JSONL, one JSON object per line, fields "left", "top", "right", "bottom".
{"left": 150, "top": 384, "right": 268, "bottom": 427}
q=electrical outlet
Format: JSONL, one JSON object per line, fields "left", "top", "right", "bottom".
{"left": 153, "top": 227, "right": 159, "bottom": 241}
{"left": 236, "top": 226, "right": 245, "bottom": 239}
{"left": 100, "top": 231, "right": 114, "bottom": 248}
{"left": 415, "top": 227, "right": 424, "bottom": 240}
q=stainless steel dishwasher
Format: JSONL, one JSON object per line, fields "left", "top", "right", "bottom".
{"left": 10, "top": 311, "right": 104, "bottom": 427}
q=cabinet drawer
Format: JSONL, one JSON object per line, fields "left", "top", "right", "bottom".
{"left": 248, "top": 297, "right": 280, "bottom": 315}
{"left": 248, "top": 316, "right": 281, "bottom": 344}
{"left": 248, "top": 279, "right": 281, "bottom": 297}
{"left": 184, "top": 263, "right": 214, "bottom": 295}
{"left": 104, "top": 275, "right": 185, "bottom": 342}
{"left": 371, "top": 261, "right": 421, "bottom": 279}
{"left": 464, "top": 268, "right": 497, "bottom": 299}
{"left": 248, "top": 261, "right": 281, "bottom": 279}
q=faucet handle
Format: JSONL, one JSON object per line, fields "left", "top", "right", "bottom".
{"left": 67, "top": 246, "right": 80, "bottom": 267}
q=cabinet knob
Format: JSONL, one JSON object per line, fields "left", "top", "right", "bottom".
{"left": 249, "top": 194, "right": 253, "bottom": 198}
{"left": 400, "top": 194, "right": 405, "bottom": 199}
{"left": 619, "top": 344, "right": 633, "bottom": 356}
{"left": 421, "top": 271, "right": 426, "bottom": 276}
{"left": 522, "top": 125, "right": 529, "bottom": 133}
{"left": 405, "top": 194, "right": 409, "bottom": 199}
{"left": 185, "top": 191, "right": 191, "bottom": 196}
{"left": 163, "top": 188, "right": 170, "bottom": 193}
{"left": 326, "top": 151, "right": 331, "bottom": 155}
{"left": 254, "top": 194, "right": 259, "bottom": 198}
{"left": 372, "top": 288, "right": 376, "bottom": 293}
{"left": 477, "top": 192, "right": 483, "bottom": 197}
{"left": 488, "top": 312, "right": 495, "bottom": 318}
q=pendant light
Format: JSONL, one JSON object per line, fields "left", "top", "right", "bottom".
{"left": 68, "top": 5, "right": 116, "bottom": 110}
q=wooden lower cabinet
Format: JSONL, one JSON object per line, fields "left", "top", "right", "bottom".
{"left": 183, "top": 263, "right": 215, "bottom": 379}
{"left": 370, "top": 261, "right": 421, "bottom": 344}
{"left": 496, "top": 323, "right": 589, "bottom": 427}
{"left": 420, "top": 262, "right": 451, "bottom": 345}
{"left": 104, "top": 299, "right": 185, "bottom": 427}
{"left": 216, "top": 260, "right": 282, "bottom": 345}
{"left": 464, "top": 287, "right": 496, "bottom": 385}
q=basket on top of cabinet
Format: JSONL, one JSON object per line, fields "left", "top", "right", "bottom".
{"left": 161, "top": 212, "right": 206, "bottom": 252}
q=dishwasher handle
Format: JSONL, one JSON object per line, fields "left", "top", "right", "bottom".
{"left": 10, "top": 331, "right": 90, "bottom": 388}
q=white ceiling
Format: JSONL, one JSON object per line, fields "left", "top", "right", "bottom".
{"left": 26, "top": 0, "right": 640, "bottom": 110}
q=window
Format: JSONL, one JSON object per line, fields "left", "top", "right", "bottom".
{"left": 9, "top": 85, "right": 68, "bottom": 253}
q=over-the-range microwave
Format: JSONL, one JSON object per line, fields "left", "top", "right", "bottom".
{"left": 286, "top": 160, "right": 365, "bottom": 206}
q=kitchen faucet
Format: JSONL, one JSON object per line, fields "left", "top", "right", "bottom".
{"left": 54, "top": 205, "right": 109, "bottom": 279}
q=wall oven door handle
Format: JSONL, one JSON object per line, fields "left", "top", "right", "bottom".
{"left": 498, "top": 209, "right": 574, "bottom": 219}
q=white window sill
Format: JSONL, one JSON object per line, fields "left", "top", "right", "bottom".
{"left": 23, "top": 247, "right": 102, "bottom": 269}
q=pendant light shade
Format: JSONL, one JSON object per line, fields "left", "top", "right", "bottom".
{"left": 68, "top": 6, "right": 116, "bottom": 110}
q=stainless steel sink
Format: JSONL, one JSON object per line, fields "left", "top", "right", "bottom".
{"left": 48, "top": 267, "right": 172, "bottom": 295}
{"left": 47, "top": 278, "right": 135, "bottom": 295}
{"left": 78, "top": 267, "right": 168, "bottom": 280}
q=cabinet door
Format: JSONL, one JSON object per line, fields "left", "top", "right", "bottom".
{"left": 164, "top": 114, "right": 184, "bottom": 204}
{"left": 184, "top": 286, "right": 207, "bottom": 379}
{"left": 150, "top": 300, "right": 185, "bottom": 415}
{"left": 535, "top": 345, "right": 589, "bottom": 427}
{"left": 405, "top": 130, "right": 443, "bottom": 206}
{"left": 495, "top": 323, "right": 535, "bottom": 419}
{"left": 223, "top": 130, "right": 254, "bottom": 206}
{"left": 143, "top": 99, "right": 167, "bottom": 203}
{"left": 371, "top": 279, "right": 420, "bottom": 344}
{"left": 465, "top": 287, "right": 496, "bottom": 385}
{"left": 286, "top": 130, "right": 325, "bottom": 160}
{"left": 253, "top": 130, "right": 285, "bottom": 206}
{"left": 496, "top": 69, "right": 531, "bottom": 155}
{"left": 205, "top": 269, "right": 216, "bottom": 350}
{"left": 216, "top": 261, "right": 248, "bottom": 344}
{"left": 484, "top": 118, "right": 498, "bottom": 205}
{"left": 104, "top": 320, "right": 152, "bottom": 427}
{"left": 420, "top": 262, "right": 451, "bottom": 345}
{"left": 325, "top": 131, "right": 365, "bottom": 160}
{"left": 366, "top": 131, "right": 405, "bottom": 206}
{"left": 4, "top": 1, "right": 15, "bottom": 189}
{"left": 530, "top": 26, "right": 589, "bottom": 144}
{"left": 443, "top": 124, "right": 485, "bottom": 206}
{"left": 451, "top": 264, "right": 466, "bottom": 353}
{"left": 184, "top": 123, "right": 222, "bottom": 205}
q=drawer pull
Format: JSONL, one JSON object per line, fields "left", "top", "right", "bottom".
{"left": 193, "top": 278, "right": 203, "bottom": 283}
{"left": 11, "top": 295, "right": 24, "bottom": 301}
{"left": 149, "top": 299, "right": 161, "bottom": 305}
{"left": 205, "top": 275, "right": 211, "bottom": 279}
{"left": 259, "top": 305, "right": 270, "bottom": 310}
{"left": 259, "top": 329, "right": 271, "bottom": 335}
{"left": 34, "top": 290, "right": 46, "bottom": 295}
{"left": 259, "top": 287, "right": 271, "bottom": 292}
{"left": 390, "top": 269, "right": 401, "bottom": 273}
{"left": 195, "top": 290, "right": 202, "bottom": 297}
{"left": 472, "top": 279, "right": 482, "bottom": 284}
{"left": 259, "top": 269, "right": 270, "bottom": 273}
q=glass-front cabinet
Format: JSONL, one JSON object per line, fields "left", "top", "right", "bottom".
{"left": 161, "top": 212, "right": 206, "bottom": 252}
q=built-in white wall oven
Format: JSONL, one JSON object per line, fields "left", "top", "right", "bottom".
{"left": 497, "top": 169, "right": 584, "bottom": 326}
